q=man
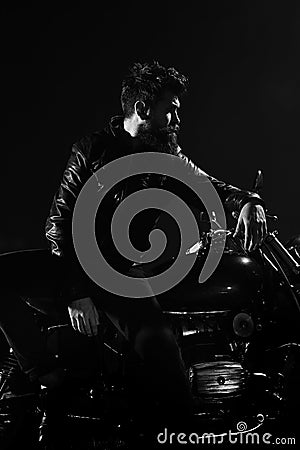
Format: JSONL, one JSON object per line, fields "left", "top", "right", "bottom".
{"left": 0, "top": 61, "right": 267, "bottom": 424}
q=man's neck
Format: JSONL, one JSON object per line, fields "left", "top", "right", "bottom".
{"left": 123, "top": 117, "right": 139, "bottom": 137}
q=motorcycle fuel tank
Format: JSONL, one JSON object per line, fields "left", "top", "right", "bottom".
{"left": 158, "top": 251, "right": 264, "bottom": 313}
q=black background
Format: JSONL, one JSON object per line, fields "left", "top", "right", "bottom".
{"left": 1, "top": 1, "right": 300, "bottom": 253}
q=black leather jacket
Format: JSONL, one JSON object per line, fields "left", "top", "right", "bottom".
{"left": 45, "top": 116, "right": 264, "bottom": 302}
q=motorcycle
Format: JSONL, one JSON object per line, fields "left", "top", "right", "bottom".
{"left": 1, "top": 171, "right": 300, "bottom": 448}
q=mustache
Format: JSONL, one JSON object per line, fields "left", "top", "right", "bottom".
{"left": 159, "top": 125, "right": 180, "bottom": 135}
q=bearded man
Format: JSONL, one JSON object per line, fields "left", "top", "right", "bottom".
{"left": 0, "top": 61, "right": 267, "bottom": 426}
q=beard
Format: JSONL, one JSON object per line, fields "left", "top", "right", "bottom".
{"left": 133, "top": 123, "right": 180, "bottom": 155}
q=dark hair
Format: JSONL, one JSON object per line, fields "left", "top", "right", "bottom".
{"left": 120, "top": 61, "right": 189, "bottom": 118}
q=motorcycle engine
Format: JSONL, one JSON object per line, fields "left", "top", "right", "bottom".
{"left": 159, "top": 234, "right": 264, "bottom": 404}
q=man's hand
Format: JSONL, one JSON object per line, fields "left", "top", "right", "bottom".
{"left": 68, "top": 297, "right": 99, "bottom": 337}
{"left": 233, "top": 202, "right": 267, "bottom": 252}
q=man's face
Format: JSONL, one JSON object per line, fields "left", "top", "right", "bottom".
{"left": 150, "top": 90, "right": 181, "bottom": 131}
{"left": 136, "top": 90, "right": 181, "bottom": 154}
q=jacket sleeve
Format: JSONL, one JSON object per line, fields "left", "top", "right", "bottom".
{"left": 176, "top": 151, "right": 265, "bottom": 214}
{"left": 45, "top": 139, "right": 94, "bottom": 302}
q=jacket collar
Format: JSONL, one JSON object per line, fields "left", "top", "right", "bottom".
{"left": 108, "top": 115, "right": 129, "bottom": 138}
{"left": 104, "top": 115, "right": 134, "bottom": 153}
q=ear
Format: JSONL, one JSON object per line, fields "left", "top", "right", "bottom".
{"left": 135, "top": 101, "right": 151, "bottom": 120}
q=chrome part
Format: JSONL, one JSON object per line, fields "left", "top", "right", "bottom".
{"left": 233, "top": 313, "right": 254, "bottom": 338}
{"left": 189, "top": 360, "right": 248, "bottom": 403}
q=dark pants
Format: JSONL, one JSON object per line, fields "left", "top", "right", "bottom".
{"left": 0, "top": 248, "right": 193, "bottom": 418}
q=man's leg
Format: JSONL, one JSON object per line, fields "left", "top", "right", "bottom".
{"left": 0, "top": 249, "right": 68, "bottom": 383}
{"left": 0, "top": 249, "right": 192, "bottom": 414}
{"left": 88, "top": 268, "right": 193, "bottom": 421}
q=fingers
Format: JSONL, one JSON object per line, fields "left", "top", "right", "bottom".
{"left": 233, "top": 204, "right": 268, "bottom": 252}
{"left": 244, "top": 222, "right": 250, "bottom": 251}
{"left": 79, "top": 315, "right": 92, "bottom": 336}
{"left": 70, "top": 314, "right": 88, "bottom": 335}
{"left": 71, "top": 315, "right": 98, "bottom": 337}
{"left": 68, "top": 302, "right": 99, "bottom": 337}
{"left": 248, "top": 222, "right": 261, "bottom": 252}
{"left": 234, "top": 221, "right": 262, "bottom": 252}
{"left": 244, "top": 221, "right": 266, "bottom": 252}
{"left": 262, "top": 217, "right": 268, "bottom": 240}
{"left": 70, "top": 316, "right": 79, "bottom": 333}
{"left": 233, "top": 216, "right": 243, "bottom": 239}
{"left": 251, "top": 227, "right": 261, "bottom": 252}
{"left": 90, "top": 306, "right": 99, "bottom": 336}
